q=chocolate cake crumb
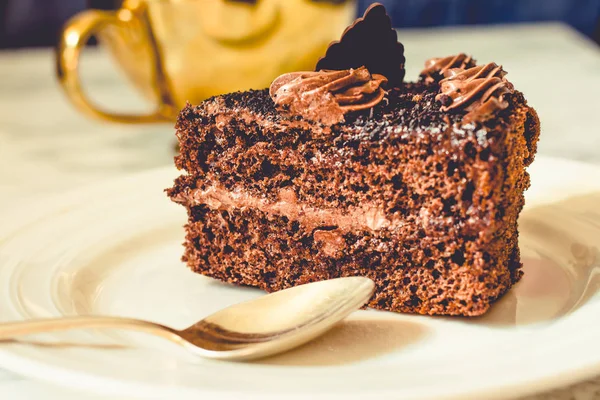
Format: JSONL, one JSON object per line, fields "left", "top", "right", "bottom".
{"left": 167, "top": 79, "right": 540, "bottom": 317}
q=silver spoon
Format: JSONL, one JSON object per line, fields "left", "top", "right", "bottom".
{"left": 0, "top": 277, "right": 374, "bottom": 361}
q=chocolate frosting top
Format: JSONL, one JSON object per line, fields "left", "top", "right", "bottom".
{"left": 436, "top": 63, "right": 514, "bottom": 123}
{"left": 315, "top": 3, "right": 405, "bottom": 86}
{"left": 420, "top": 53, "right": 475, "bottom": 84}
{"left": 269, "top": 66, "right": 387, "bottom": 125}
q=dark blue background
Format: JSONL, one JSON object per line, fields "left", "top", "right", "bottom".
{"left": 359, "top": 0, "right": 600, "bottom": 39}
{"left": 1, "top": 0, "right": 599, "bottom": 48}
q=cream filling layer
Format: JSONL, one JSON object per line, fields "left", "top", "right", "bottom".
{"left": 174, "top": 184, "right": 396, "bottom": 232}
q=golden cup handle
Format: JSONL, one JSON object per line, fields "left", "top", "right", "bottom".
{"left": 55, "top": 10, "right": 170, "bottom": 124}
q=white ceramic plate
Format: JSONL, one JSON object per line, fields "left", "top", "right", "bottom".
{"left": 0, "top": 155, "right": 599, "bottom": 400}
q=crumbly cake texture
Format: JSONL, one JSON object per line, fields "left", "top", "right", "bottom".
{"left": 167, "top": 81, "right": 540, "bottom": 317}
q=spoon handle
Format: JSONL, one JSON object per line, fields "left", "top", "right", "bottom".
{"left": 0, "top": 316, "right": 183, "bottom": 343}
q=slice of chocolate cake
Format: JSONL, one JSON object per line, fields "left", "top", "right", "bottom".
{"left": 167, "top": 4, "right": 540, "bottom": 316}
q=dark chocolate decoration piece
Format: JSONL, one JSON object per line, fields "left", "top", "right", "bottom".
{"left": 315, "top": 3, "right": 405, "bottom": 86}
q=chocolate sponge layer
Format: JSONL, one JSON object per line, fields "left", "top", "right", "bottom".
{"left": 167, "top": 83, "right": 540, "bottom": 316}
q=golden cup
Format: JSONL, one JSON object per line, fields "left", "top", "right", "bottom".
{"left": 56, "top": 0, "right": 356, "bottom": 123}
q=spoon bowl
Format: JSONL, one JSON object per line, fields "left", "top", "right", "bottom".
{"left": 0, "top": 277, "right": 375, "bottom": 361}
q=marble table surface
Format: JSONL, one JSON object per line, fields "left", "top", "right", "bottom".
{"left": 0, "top": 22, "right": 599, "bottom": 399}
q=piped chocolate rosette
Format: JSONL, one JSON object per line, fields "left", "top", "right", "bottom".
{"left": 420, "top": 53, "right": 476, "bottom": 84}
{"left": 269, "top": 67, "right": 387, "bottom": 125}
{"left": 437, "top": 63, "right": 514, "bottom": 123}
{"left": 421, "top": 54, "right": 515, "bottom": 124}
